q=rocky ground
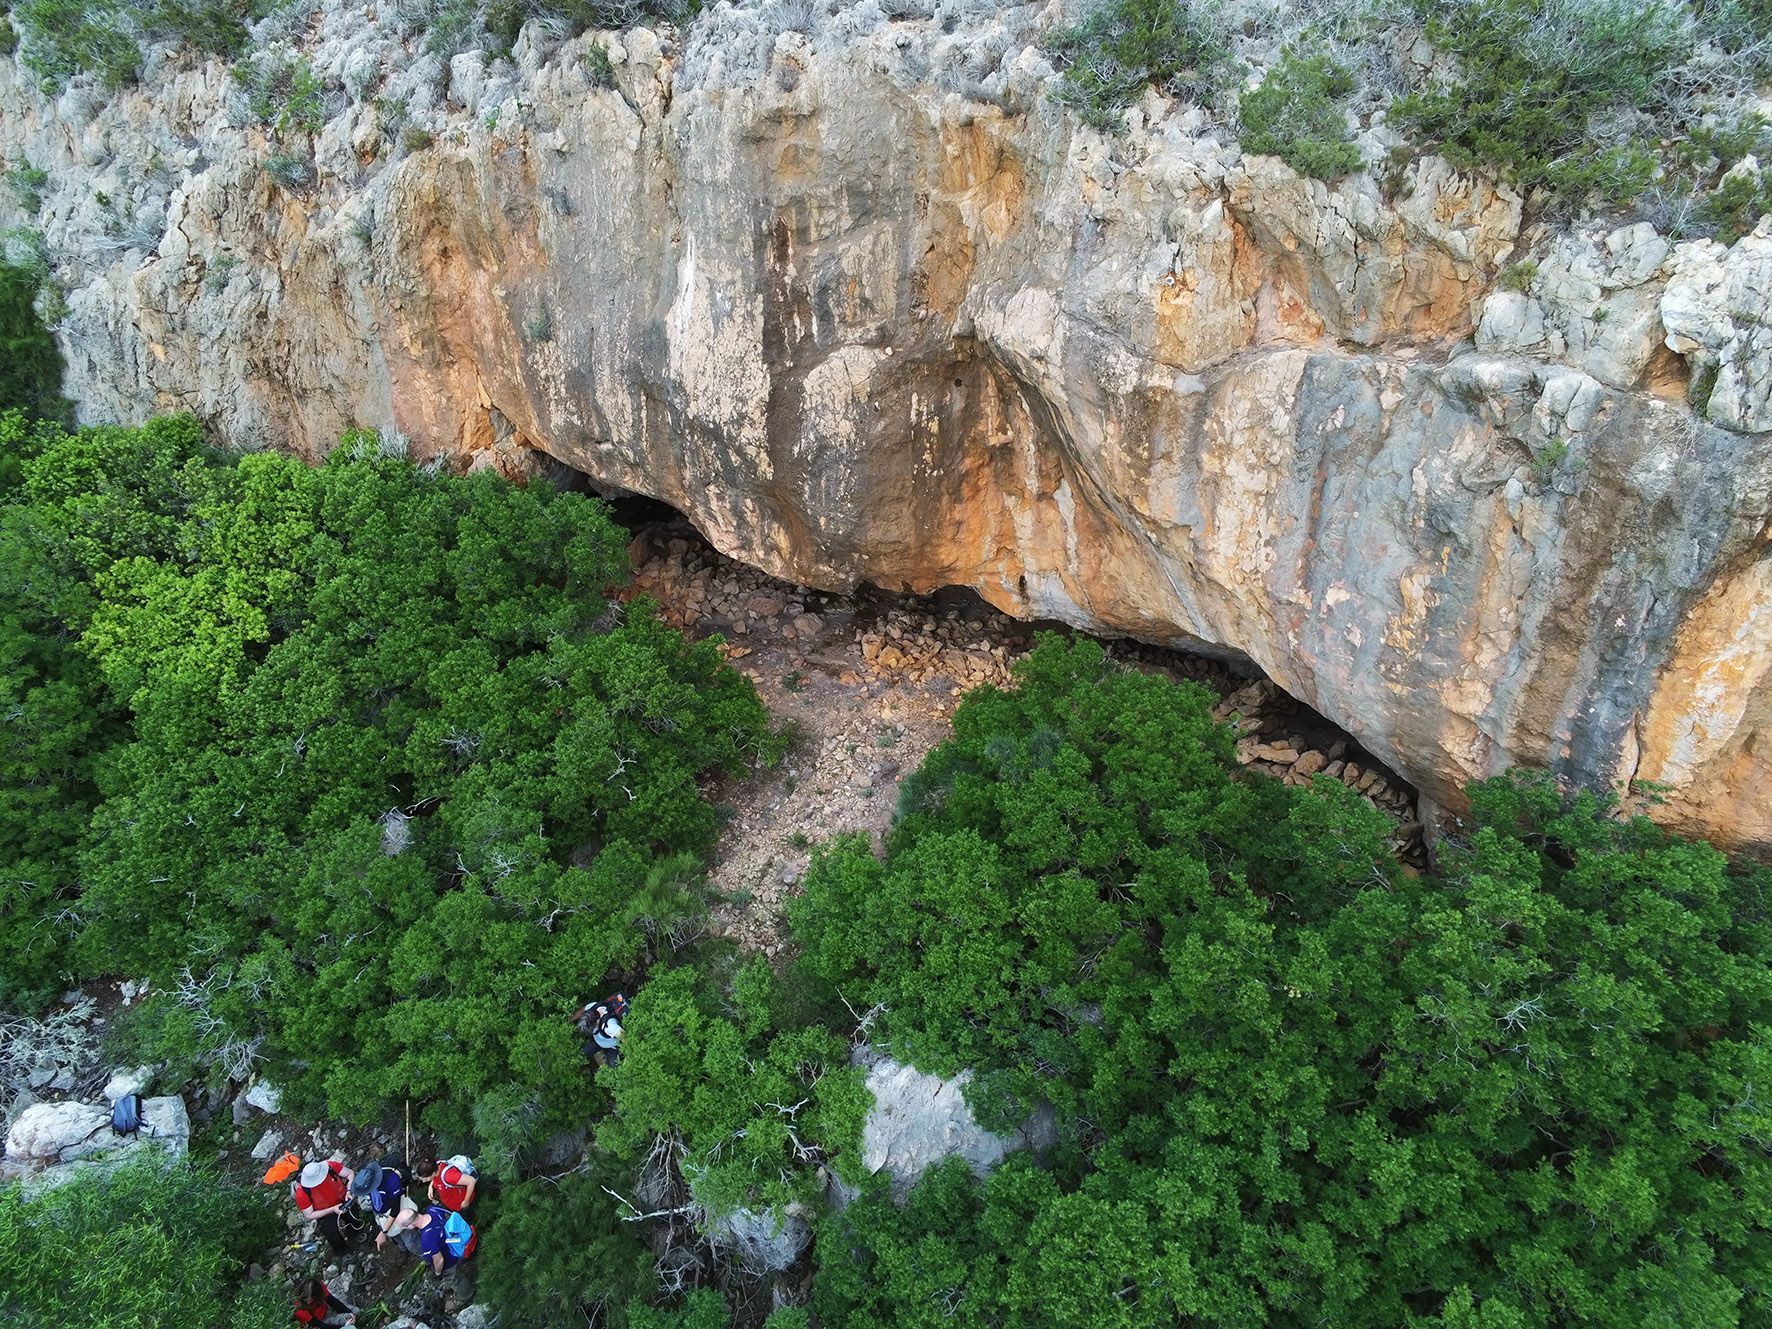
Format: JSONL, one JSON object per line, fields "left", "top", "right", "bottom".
{"left": 624, "top": 520, "right": 1428, "bottom": 952}
{"left": 0, "top": 981, "right": 485, "bottom": 1329}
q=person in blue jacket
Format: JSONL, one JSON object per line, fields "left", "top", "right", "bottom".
{"left": 412, "top": 1203, "right": 476, "bottom": 1276}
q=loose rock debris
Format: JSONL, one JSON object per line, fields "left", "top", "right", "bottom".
{"left": 622, "top": 522, "right": 1426, "bottom": 951}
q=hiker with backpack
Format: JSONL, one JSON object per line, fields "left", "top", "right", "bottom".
{"left": 574, "top": 991, "right": 628, "bottom": 1069}
{"left": 414, "top": 1155, "right": 477, "bottom": 1213}
{"left": 292, "top": 1159, "right": 357, "bottom": 1254}
{"left": 411, "top": 1203, "right": 477, "bottom": 1276}
{"left": 292, "top": 1276, "right": 356, "bottom": 1325}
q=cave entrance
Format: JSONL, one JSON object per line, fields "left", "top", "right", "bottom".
{"left": 601, "top": 495, "right": 1425, "bottom": 869}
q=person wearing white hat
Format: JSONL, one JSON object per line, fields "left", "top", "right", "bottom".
{"left": 292, "top": 1158, "right": 356, "bottom": 1253}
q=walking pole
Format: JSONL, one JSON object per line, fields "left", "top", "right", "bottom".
{"left": 404, "top": 1099, "right": 411, "bottom": 1167}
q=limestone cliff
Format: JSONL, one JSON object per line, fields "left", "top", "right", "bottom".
{"left": 4, "top": 1, "right": 1771, "bottom": 851}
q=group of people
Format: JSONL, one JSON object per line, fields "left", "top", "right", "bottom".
{"left": 281, "top": 1151, "right": 480, "bottom": 1323}
{"left": 275, "top": 993, "right": 630, "bottom": 1324}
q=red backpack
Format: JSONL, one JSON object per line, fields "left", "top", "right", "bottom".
{"left": 293, "top": 1164, "right": 346, "bottom": 1214}
{"left": 432, "top": 1162, "right": 472, "bottom": 1211}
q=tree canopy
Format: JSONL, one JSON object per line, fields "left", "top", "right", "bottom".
{"left": 0, "top": 413, "right": 780, "bottom": 1165}
{"left": 4, "top": 411, "right": 1767, "bottom": 1327}
{"left": 793, "top": 637, "right": 1772, "bottom": 1329}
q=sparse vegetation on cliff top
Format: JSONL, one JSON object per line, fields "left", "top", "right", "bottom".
{"left": 1049, "top": 0, "right": 1772, "bottom": 225}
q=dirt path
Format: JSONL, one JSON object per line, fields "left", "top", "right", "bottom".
{"left": 624, "top": 523, "right": 1426, "bottom": 952}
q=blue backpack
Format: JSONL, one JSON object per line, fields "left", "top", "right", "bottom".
{"left": 442, "top": 1209, "right": 475, "bottom": 1261}
{"left": 110, "top": 1093, "right": 143, "bottom": 1136}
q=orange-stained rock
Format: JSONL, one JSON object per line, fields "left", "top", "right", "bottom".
{"left": 5, "top": 6, "right": 1772, "bottom": 854}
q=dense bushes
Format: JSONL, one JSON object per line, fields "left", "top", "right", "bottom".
{"left": 0, "top": 413, "right": 780, "bottom": 1170}
{"left": 602, "top": 958, "right": 870, "bottom": 1216}
{"left": 1239, "top": 49, "right": 1361, "bottom": 179}
{"left": 794, "top": 636, "right": 1772, "bottom": 1327}
{"left": 1391, "top": 0, "right": 1686, "bottom": 207}
{"left": 10, "top": 0, "right": 698, "bottom": 92}
{"left": 6, "top": 413, "right": 1769, "bottom": 1324}
{"left": 1045, "top": 0, "right": 1772, "bottom": 224}
{"left": 13, "top": 0, "right": 256, "bottom": 88}
{"left": 0, "top": 259, "right": 64, "bottom": 428}
{"left": 0, "top": 1152, "right": 285, "bottom": 1328}
{"left": 1047, "top": 0, "right": 1228, "bottom": 129}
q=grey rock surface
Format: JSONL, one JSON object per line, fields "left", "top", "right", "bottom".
{"left": 856, "top": 1052, "right": 1055, "bottom": 1199}
{"left": 704, "top": 1204, "right": 812, "bottom": 1273}
{"left": 102, "top": 1066, "right": 155, "bottom": 1102}
{"left": 2, "top": 1094, "right": 191, "bottom": 1184}
{"left": 2, "top": 3, "right": 1770, "bottom": 849}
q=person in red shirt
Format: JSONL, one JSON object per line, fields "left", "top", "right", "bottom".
{"left": 292, "top": 1159, "right": 356, "bottom": 1253}
{"left": 292, "top": 1276, "right": 356, "bottom": 1325}
{"left": 413, "top": 1157, "right": 477, "bottom": 1213}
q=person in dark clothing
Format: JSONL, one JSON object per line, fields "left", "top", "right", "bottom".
{"left": 354, "top": 1158, "right": 423, "bottom": 1256}
{"left": 412, "top": 1203, "right": 477, "bottom": 1276}
{"left": 293, "top": 1276, "right": 356, "bottom": 1325}
{"left": 573, "top": 991, "right": 628, "bottom": 1068}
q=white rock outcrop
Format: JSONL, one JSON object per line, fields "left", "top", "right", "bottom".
{"left": 856, "top": 1053, "right": 1055, "bottom": 1199}
{"left": 3, "top": 1094, "right": 191, "bottom": 1183}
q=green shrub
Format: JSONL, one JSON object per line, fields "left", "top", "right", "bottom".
{"left": 1528, "top": 434, "right": 1570, "bottom": 484}
{"left": 1498, "top": 258, "right": 1538, "bottom": 291}
{"left": 628, "top": 1290, "right": 731, "bottom": 1329}
{"left": 1697, "top": 162, "right": 1772, "bottom": 240}
{"left": 400, "top": 125, "right": 435, "bottom": 151}
{"left": 0, "top": 1152, "right": 282, "bottom": 1328}
{"left": 475, "top": 1166, "right": 654, "bottom": 1326}
{"left": 795, "top": 636, "right": 1772, "bottom": 1327}
{"left": 584, "top": 37, "right": 616, "bottom": 88}
{"left": 0, "top": 16, "right": 18, "bottom": 54}
{"left": 601, "top": 958, "right": 869, "bottom": 1217}
{"left": 14, "top": 0, "right": 141, "bottom": 88}
{"left": 0, "top": 416, "right": 782, "bottom": 1166}
{"left": 1392, "top": 0, "right": 1690, "bottom": 209}
{"left": 1238, "top": 50, "right": 1361, "bottom": 180}
{"left": 13, "top": 0, "right": 252, "bottom": 90}
{"left": 263, "top": 149, "right": 315, "bottom": 190}
{"left": 7, "top": 162, "right": 49, "bottom": 212}
{"left": 237, "top": 52, "right": 328, "bottom": 138}
{"left": 0, "top": 260, "right": 66, "bottom": 421}
{"left": 1046, "top": 0, "right": 1228, "bottom": 130}
{"left": 203, "top": 252, "right": 240, "bottom": 293}
{"left": 415, "top": 0, "right": 706, "bottom": 61}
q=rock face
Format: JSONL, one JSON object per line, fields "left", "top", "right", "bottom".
{"left": 855, "top": 1051, "right": 1054, "bottom": 1199}
{"left": 3, "top": 3, "right": 1771, "bottom": 849}
{"left": 703, "top": 1202, "right": 812, "bottom": 1272}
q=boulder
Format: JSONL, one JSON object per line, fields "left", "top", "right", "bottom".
{"left": 704, "top": 1204, "right": 810, "bottom": 1273}
{"left": 3, "top": 1094, "right": 190, "bottom": 1182}
{"left": 102, "top": 1066, "right": 155, "bottom": 1102}
{"left": 242, "top": 1080, "right": 283, "bottom": 1114}
{"left": 853, "top": 1051, "right": 1055, "bottom": 1200}
{"left": 4, "top": 1101, "right": 110, "bottom": 1164}
{"left": 250, "top": 1127, "right": 287, "bottom": 1161}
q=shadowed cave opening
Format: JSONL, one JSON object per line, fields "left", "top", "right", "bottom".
{"left": 588, "top": 484, "right": 1428, "bottom": 868}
